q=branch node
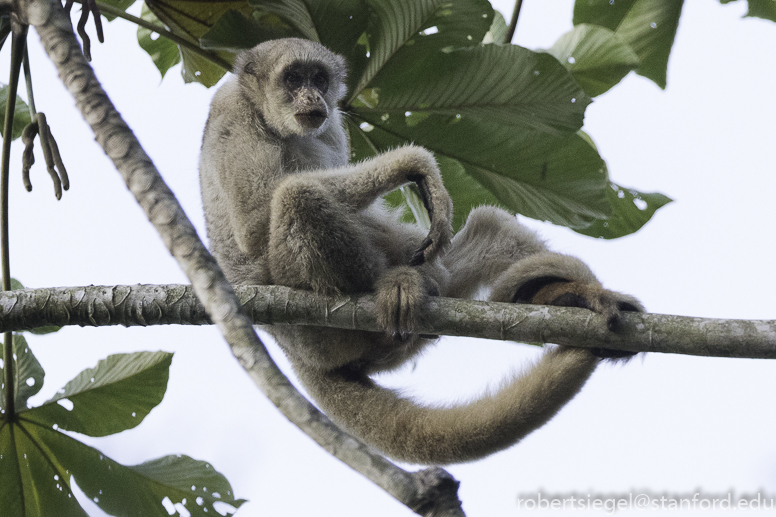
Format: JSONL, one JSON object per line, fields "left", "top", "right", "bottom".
{"left": 410, "top": 467, "right": 464, "bottom": 517}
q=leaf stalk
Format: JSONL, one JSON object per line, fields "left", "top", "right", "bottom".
{"left": 2, "top": 23, "right": 27, "bottom": 418}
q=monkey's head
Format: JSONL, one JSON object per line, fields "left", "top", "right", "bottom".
{"left": 235, "top": 38, "right": 348, "bottom": 138}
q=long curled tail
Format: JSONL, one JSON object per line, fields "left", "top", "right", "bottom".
{"left": 296, "top": 346, "right": 598, "bottom": 465}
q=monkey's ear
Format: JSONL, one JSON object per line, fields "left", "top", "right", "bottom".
{"left": 242, "top": 60, "right": 256, "bottom": 76}
{"left": 234, "top": 49, "right": 259, "bottom": 77}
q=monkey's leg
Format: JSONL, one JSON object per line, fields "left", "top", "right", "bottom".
{"left": 444, "top": 206, "right": 643, "bottom": 358}
{"left": 268, "top": 179, "right": 387, "bottom": 293}
{"left": 443, "top": 206, "right": 548, "bottom": 298}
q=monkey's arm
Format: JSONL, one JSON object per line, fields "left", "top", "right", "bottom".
{"left": 287, "top": 145, "right": 453, "bottom": 264}
{"left": 205, "top": 133, "right": 283, "bottom": 257}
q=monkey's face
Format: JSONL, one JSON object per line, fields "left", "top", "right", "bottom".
{"left": 283, "top": 62, "right": 331, "bottom": 133}
{"left": 236, "top": 39, "right": 348, "bottom": 139}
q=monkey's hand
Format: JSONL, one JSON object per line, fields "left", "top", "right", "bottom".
{"left": 492, "top": 253, "right": 644, "bottom": 360}
{"left": 374, "top": 266, "right": 437, "bottom": 339}
{"left": 398, "top": 147, "right": 453, "bottom": 266}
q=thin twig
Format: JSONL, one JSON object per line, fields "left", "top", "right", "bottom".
{"left": 504, "top": 0, "right": 523, "bottom": 44}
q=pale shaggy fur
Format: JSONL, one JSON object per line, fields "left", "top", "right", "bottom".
{"left": 199, "top": 38, "right": 643, "bottom": 465}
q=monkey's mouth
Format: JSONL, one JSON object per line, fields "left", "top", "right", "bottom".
{"left": 295, "top": 110, "right": 327, "bottom": 129}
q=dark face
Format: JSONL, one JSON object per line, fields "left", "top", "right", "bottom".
{"left": 283, "top": 62, "right": 330, "bottom": 130}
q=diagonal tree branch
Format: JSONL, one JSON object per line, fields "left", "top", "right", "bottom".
{"left": 14, "top": 0, "right": 464, "bottom": 515}
{"left": 2, "top": 284, "right": 776, "bottom": 359}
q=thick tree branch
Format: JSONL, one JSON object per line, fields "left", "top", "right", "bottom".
{"left": 2, "top": 284, "right": 776, "bottom": 359}
{"left": 15, "top": 1, "right": 464, "bottom": 515}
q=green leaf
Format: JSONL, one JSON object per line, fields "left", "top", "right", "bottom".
{"left": 484, "top": 9, "right": 508, "bottom": 44}
{"left": 432, "top": 155, "right": 502, "bottom": 230}
{"left": 349, "top": 113, "right": 610, "bottom": 230}
{"left": 347, "top": 42, "right": 607, "bottom": 229}
{"left": 547, "top": 24, "right": 640, "bottom": 97}
{"left": 0, "top": 83, "right": 33, "bottom": 140}
{"left": 1, "top": 421, "right": 244, "bottom": 516}
{"left": 0, "top": 334, "right": 45, "bottom": 411}
{"left": 22, "top": 351, "right": 172, "bottom": 437}
{"left": 147, "top": 0, "right": 251, "bottom": 41}
{"left": 199, "top": 9, "right": 298, "bottom": 50}
{"left": 254, "top": 0, "right": 321, "bottom": 42}
{"left": 252, "top": 0, "right": 370, "bottom": 65}
{"left": 362, "top": 44, "right": 591, "bottom": 135}
{"left": 137, "top": 3, "right": 181, "bottom": 78}
{"left": 354, "top": 0, "right": 494, "bottom": 95}
{"left": 129, "top": 455, "right": 246, "bottom": 512}
{"left": 99, "top": 0, "right": 137, "bottom": 21}
{"left": 575, "top": 182, "right": 672, "bottom": 238}
{"left": 746, "top": 0, "right": 776, "bottom": 21}
{"left": 573, "top": 0, "right": 684, "bottom": 88}
{"left": 144, "top": 0, "right": 237, "bottom": 84}
{"left": 181, "top": 47, "right": 227, "bottom": 87}
{"left": 28, "top": 325, "right": 62, "bottom": 336}
{"left": 0, "top": 423, "right": 88, "bottom": 516}
{"left": 10, "top": 277, "right": 24, "bottom": 290}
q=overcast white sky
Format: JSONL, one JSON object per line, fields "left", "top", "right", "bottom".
{"left": 4, "top": 0, "right": 776, "bottom": 515}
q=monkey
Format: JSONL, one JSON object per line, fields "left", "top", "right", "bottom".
{"left": 199, "top": 38, "right": 643, "bottom": 465}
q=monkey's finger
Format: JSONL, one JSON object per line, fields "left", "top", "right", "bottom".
{"left": 409, "top": 236, "right": 432, "bottom": 266}
{"left": 88, "top": 0, "right": 104, "bottom": 43}
{"left": 21, "top": 121, "right": 40, "bottom": 192}
{"left": 37, "top": 120, "right": 63, "bottom": 200}
{"left": 38, "top": 113, "right": 69, "bottom": 192}
{"left": 77, "top": 8, "right": 92, "bottom": 61}
{"left": 48, "top": 135, "right": 69, "bottom": 191}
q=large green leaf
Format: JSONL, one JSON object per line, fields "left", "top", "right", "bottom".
{"left": 720, "top": 0, "right": 776, "bottom": 22}
{"left": 144, "top": 0, "right": 237, "bottom": 85}
{"left": 146, "top": 0, "right": 250, "bottom": 40}
{"left": 137, "top": 3, "right": 181, "bottom": 78}
{"left": 181, "top": 47, "right": 227, "bottom": 87}
{"left": 744, "top": 0, "right": 776, "bottom": 21}
{"left": 349, "top": 113, "right": 610, "bottom": 230}
{"left": 484, "top": 9, "right": 508, "bottom": 44}
{"left": 353, "top": 0, "right": 493, "bottom": 95}
{"left": 360, "top": 44, "right": 591, "bottom": 135}
{"left": 574, "top": 182, "right": 672, "bottom": 238}
{"left": 547, "top": 24, "right": 639, "bottom": 97}
{"left": 347, "top": 42, "right": 608, "bottom": 230}
{"left": 573, "top": 0, "right": 684, "bottom": 88}
{"left": 22, "top": 352, "right": 171, "bottom": 437}
{"left": 0, "top": 335, "right": 45, "bottom": 411}
{"left": 0, "top": 84, "right": 32, "bottom": 140}
{"left": 1, "top": 421, "right": 244, "bottom": 516}
{"left": 199, "top": 8, "right": 299, "bottom": 50}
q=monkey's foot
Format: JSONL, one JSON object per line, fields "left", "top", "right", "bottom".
{"left": 374, "top": 266, "right": 426, "bottom": 337}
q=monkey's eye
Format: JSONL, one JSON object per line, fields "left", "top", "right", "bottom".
{"left": 313, "top": 72, "right": 329, "bottom": 94}
{"left": 284, "top": 70, "right": 303, "bottom": 90}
